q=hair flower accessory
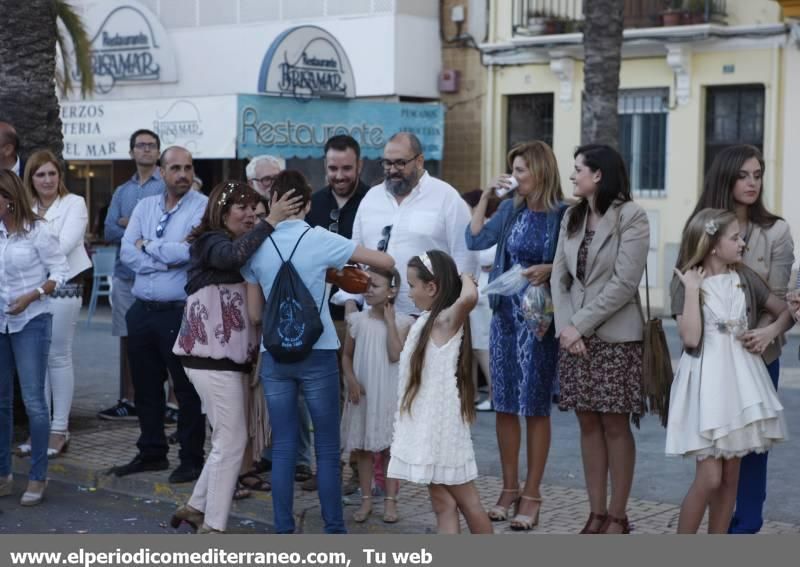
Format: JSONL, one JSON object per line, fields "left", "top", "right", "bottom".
{"left": 704, "top": 220, "right": 718, "bottom": 236}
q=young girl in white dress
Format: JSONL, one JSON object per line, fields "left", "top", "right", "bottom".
{"left": 341, "top": 266, "right": 413, "bottom": 524}
{"left": 388, "top": 250, "right": 493, "bottom": 534}
{"left": 668, "top": 208, "right": 790, "bottom": 534}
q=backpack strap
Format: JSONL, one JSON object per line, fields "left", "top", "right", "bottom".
{"left": 269, "top": 227, "right": 312, "bottom": 263}
{"left": 269, "top": 227, "right": 327, "bottom": 313}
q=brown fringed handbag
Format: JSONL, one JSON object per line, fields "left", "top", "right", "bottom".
{"left": 641, "top": 265, "right": 673, "bottom": 427}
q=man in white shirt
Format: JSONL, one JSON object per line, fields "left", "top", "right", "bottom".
{"left": 351, "top": 132, "right": 476, "bottom": 315}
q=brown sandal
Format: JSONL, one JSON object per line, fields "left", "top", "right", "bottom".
{"left": 601, "top": 515, "right": 631, "bottom": 534}
{"left": 579, "top": 512, "right": 608, "bottom": 534}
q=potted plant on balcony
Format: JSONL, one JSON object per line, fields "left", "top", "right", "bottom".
{"left": 661, "top": 0, "right": 685, "bottom": 26}
{"left": 688, "top": 0, "right": 707, "bottom": 24}
{"left": 527, "top": 10, "right": 547, "bottom": 35}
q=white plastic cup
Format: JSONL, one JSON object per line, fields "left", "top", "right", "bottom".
{"left": 495, "top": 176, "right": 518, "bottom": 198}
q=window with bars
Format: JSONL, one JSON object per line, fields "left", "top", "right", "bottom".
{"left": 505, "top": 93, "right": 554, "bottom": 155}
{"left": 618, "top": 89, "right": 669, "bottom": 198}
{"left": 704, "top": 85, "right": 764, "bottom": 172}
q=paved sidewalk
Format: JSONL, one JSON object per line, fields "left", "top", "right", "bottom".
{"left": 12, "top": 419, "right": 799, "bottom": 534}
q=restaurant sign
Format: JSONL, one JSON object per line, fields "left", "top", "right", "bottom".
{"left": 258, "top": 26, "right": 356, "bottom": 100}
{"left": 68, "top": 0, "right": 177, "bottom": 94}
{"left": 237, "top": 95, "right": 444, "bottom": 160}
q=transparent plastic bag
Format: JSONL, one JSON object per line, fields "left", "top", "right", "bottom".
{"left": 521, "top": 284, "right": 554, "bottom": 341}
{"left": 481, "top": 264, "right": 528, "bottom": 297}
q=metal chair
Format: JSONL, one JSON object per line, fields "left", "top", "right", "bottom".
{"left": 86, "top": 245, "right": 117, "bottom": 327}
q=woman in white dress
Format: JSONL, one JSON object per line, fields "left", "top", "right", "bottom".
{"left": 23, "top": 151, "right": 91, "bottom": 457}
{"left": 668, "top": 208, "right": 791, "bottom": 534}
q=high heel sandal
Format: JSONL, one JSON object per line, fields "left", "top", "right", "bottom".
{"left": 170, "top": 505, "right": 205, "bottom": 531}
{"left": 47, "top": 432, "right": 70, "bottom": 458}
{"left": 487, "top": 488, "right": 519, "bottom": 522}
{"left": 600, "top": 515, "right": 631, "bottom": 534}
{"left": 383, "top": 496, "right": 399, "bottom": 524}
{"left": 20, "top": 480, "right": 47, "bottom": 507}
{"left": 352, "top": 495, "right": 372, "bottom": 523}
{"left": 579, "top": 512, "right": 608, "bottom": 534}
{"left": 509, "top": 495, "right": 542, "bottom": 531}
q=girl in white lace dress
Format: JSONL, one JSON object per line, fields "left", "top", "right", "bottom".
{"left": 341, "top": 267, "right": 413, "bottom": 524}
{"left": 388, "top": 250, "right": 493, "bottom": 534}
{"left": 668, "top": 209, "right": 791, "bottom": 534}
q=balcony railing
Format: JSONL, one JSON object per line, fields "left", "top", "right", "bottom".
{"left": 512, "top": 0, "right": 727, "bottom": 37}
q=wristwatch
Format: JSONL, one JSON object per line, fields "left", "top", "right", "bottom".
{"left": 36, "top": 286, "right": 46, "bottom": 299}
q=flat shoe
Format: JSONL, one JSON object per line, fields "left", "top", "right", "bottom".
{"left": 238, "top": 471, "right": 271, "bottom": 492}
{"left": 0, "top": 474, "right": 14, "bottom": 497}
{"left": 353, "top": 496, "right": 372, "bottom": 523}
{"left": 15, "top": 442, "right": 31, "bottom": 457}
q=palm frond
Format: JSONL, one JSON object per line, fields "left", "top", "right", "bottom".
{"left": 55, "top": 0, "right": 94, "bottom": 97}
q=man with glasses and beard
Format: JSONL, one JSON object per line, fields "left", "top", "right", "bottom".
{"left": 351, "top": 132, "right": 476, "bottom": 316}
{"left": 112, "top": 146, "right": 208, "bottom": 484}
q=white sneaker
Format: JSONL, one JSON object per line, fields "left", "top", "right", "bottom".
{"left": 475, "top": 399, "right": 494, "bottom": 412}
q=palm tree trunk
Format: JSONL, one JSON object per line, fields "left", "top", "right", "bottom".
{"left": 581, "top": 0, "right": 625, "bottom": 148}
{"left": 0, "top": 0, "right": 64, "bottom": 160}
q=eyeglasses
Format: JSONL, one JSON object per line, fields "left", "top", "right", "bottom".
{"left": 252, "top": 175, "right": 277, "bottom": 186}
{"left": 379, "top": 154, "right": 420, "bottom": 171}
{"left": 134, "top": 142, "right": 158, "bottom": 151}
{"left": 377, "top": 225, "right": 393, "bottom": 252}
{"left": 328, "top": 207, "right": 340, "bottom": 234}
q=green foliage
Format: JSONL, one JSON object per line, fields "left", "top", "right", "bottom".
{"left": 55, "top": 0, "right": 94, "bottom": 97}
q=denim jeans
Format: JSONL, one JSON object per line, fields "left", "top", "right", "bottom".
{"left": 261, "top": 350, "right": 345, "bottom": 534}
{"left": 729, "top": 358, "right": 780, "bottom": 534}
{"left": 261, "top": 393, "right": 312, "bottom": 467}
{"left": 0, "top": 313, "right": 53, "bottom": 481}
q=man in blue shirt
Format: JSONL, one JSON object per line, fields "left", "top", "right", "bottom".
{"left": 112, "top": 146, "right": 208, "bottom": 483}
{"left": 98, "top": 129, "right": 165, "bottom": 421}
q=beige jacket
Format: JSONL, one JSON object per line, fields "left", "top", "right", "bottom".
{"left": 551, "top": 200, "right": 650, "bottom": 343}
{"left": 742, "top": 219, "right": 794, "bottom": 364}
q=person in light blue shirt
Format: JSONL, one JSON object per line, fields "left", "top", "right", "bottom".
{"left": 242, "top": 170, "right": 394, "bottom": 534}
{"left": 112, "top": 146, "right": 208, "bottom": 486}
{"left": 99, "top": 129, "right": 165, "bottom": 422}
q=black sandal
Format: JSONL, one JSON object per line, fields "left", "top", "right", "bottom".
{"left": 233, "top": 481, "right": 252, "bottom": 500}
{"left": 294, "top": 464, "right": 313, "bottom": 482}
{"left": 238, "top": 471, "right": 271, "bottom": 492}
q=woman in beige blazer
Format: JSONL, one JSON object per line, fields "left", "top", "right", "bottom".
{"left": 551, "top": 144, "right": 650, "bottom": 534}
{"left": 682, "top": 145, "right": 794, "bottom": 534}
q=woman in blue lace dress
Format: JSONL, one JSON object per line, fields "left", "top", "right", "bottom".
{"left": 465, "top": 141, "right": 567, "bottom": 531}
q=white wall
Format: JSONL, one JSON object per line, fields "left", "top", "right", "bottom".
{"left": 66, "top": 0, "right": 441, "bottom": 101}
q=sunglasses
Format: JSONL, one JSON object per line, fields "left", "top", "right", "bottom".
{"left": 329, "top": 207, "right": 340, "bottom": 234}
{"left": 377, "top": 225, "right": 393, "bottom": 252}
{"left": 155, "top": 209, "right": 175, "bottom": 238}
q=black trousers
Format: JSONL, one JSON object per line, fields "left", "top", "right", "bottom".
{"left": 126, "top": 300, "right": 205, "bottom": 465}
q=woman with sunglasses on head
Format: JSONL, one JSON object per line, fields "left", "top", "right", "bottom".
{"left": 683, "top": 145, "right": 794, "bottom": 534}
{"left": 0, "top": 170, "right": 70, "bottom": 507}
{"left": 18, "top": 150, "right": 91, "bottom": 459}
{"left": 170, "top": 181, "right": 301, "bottom": 533}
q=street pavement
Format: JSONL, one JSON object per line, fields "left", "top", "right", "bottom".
{"left": 7, "top": 305, "right": 800, "bottom": 534}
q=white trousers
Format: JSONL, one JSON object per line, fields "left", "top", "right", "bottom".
{"left": 44, "top": 295, "right": 82, "bottom": 433}
{"left": 185, "top": 367, "right": 248, "bottom": 531}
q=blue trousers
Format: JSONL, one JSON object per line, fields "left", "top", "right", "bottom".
{"left": 728, "top": 358, "right": 780, "bottom": 534}
{"left": 261, "top": 350, "right": 345, "bottom": 534}
{"left": 0, "top": 314, "right": 52, "bottom": 482}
